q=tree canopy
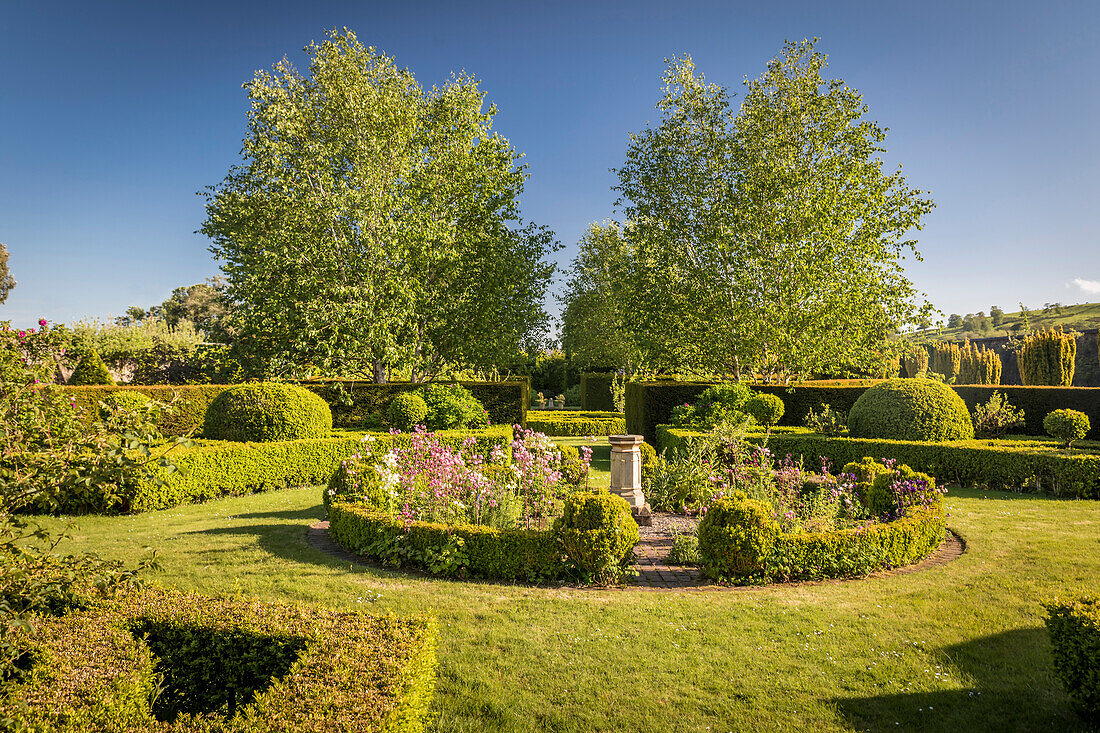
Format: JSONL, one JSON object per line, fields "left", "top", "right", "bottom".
{"left": 202, "top": 29, "right": 555, "bottom": 381}
{"left": 600, "top": 40, "right": 934, "bottom": 381}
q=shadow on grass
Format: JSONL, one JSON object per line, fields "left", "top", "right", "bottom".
{"left": 231, "top": 506, "right": 326, "bottom": 522}
{"left": 833, "top": 627, "right": 1083, "bottom": 732}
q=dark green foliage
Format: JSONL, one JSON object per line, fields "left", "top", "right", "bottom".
{"left": 972, "top": 392, "right": 1025, "bottom": 438}
{"left": 848, "top": 379, "right": 974, "bottom": 441}
{"left": 625, "top": 381, "right": 714, "bottom": 446}
{"left": 1044, "top": 596, "right": 1100, "bottom": 724}
{"left": 744, "top": 393, "right": 785, "bottom": 427}
{"left": 658, "top": 426, "right": 1100, "bottom": 498}
{"left": 668, "top": 382, "right": 754, "bottom": 430}
{"left": 1044, "top": 409, "right": 1091, "bottom": 449}
{"left": 66, "top": 384, "right": 229, "bottom": 438}
{"left": 421, "top": 383, "right": 488, "bottom": 430}
{"left": 69, "top": 348, "right": 115, "bottom": 385}
{"left": 0, "top": 587, "right": 438, "bottom": 732}
{"left": 553, "top": 492, "right": 640, "bottom": 584}
{"left": 580, "top": 372, "right": 616, "bottom": 411}
{"left": 329, "top": 502, "right": 564, "bottom": 582}
{"left": 951, "top": 385, "right": 1100, "bottom": 440}
{"left": 526, "top": 410, "right": 625, "bottom": 436}
{"left": 1019, "top": 328, "right": 1077, "bottom": 386}
{"left": 697, "top": 493, "right": 778, "bottom": 581}
{"left": 388, "top": 393, "right": 428, "bottom": 431}
{"left": 203, "top": 383, "right": 333, "bottom": 442}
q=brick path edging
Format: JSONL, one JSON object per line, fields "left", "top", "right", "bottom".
{"left": 307, "top": 520, "right": 965, "bottom": 592}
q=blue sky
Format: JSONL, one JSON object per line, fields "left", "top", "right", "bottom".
{"left": 1, "top": 0, "right": 1098, "bottom": 331}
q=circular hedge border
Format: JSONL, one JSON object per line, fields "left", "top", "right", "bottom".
{"left": 848, "top": 378, "right": 974, "bottom": 442}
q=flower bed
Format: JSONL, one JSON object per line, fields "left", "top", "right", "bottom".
{"left": 0, "top": 587, "right": 437, "bottom": 732}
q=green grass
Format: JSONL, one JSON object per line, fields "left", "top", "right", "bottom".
{"left": 933, "top": 301, "right": 1100, "bottom": 340}
{"left": 32, "top": 485, "right": 1098, "bottom": 732}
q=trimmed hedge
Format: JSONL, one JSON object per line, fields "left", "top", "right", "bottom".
{"left": 0, "top": 587, "right": 437, "bottom": 732}
{"left": 203, "top": 383, "right": 333, "bottom": 442}
{"left": 580, "top": 372, "right": 616, "bottom": 411}
{"left": 626, "top": 380, "right": 1100, "bottom": 444}
{"left": 58, "top": 426, "right": 513, "bottom": 514}
{"left": 848, "top": 379, "right": 974, "bottom": 442}
{"left": 328, "top": 502, "right": 565, "bottom": 582}
{"left": 62, "top": 381, "right": 530, "bottom": 438}
{"left": 656, "top": 426, "right": 1100, "bottom": 498}
{"left": 526, "top": 410, "right": 626, "bottom": 437}
{"left": 553, "top": 492, "right": 639, "bottom": 583}
{"left": 1044, "top": 596, "right": 1100, "bottom": 724}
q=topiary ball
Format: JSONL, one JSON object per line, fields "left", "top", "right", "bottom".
{"left": 202, "top": 383, "right": 332, "bottom": 442}
{"left": 421, "top": 383, "right": 488, "bottom": 430}
{"left": 387, "top": 392, "right": 429, "bottom": 431}
{"left": 1044, "top": 409, "right": 1091, "bottom": 449}
{"left": 697, "top": 492, "right": 778, "bottom": 581}
{"left": 69, "top": 348, "right": 115, "bottom": 386}
{"left": 744, "top": 393, "right": 785, "bottom": 427}
{"left": 553, "top": 492, "right": 640, "bottom": 584}
{"left": 847, "top": 378, "right": 974, "bottom": 442}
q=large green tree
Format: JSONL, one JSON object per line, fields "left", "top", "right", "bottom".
{"left": 0, "top": 243, "right": 14, "bottom": 305}
{"left": 613, "top": 41, "right": 934, "bottom": 380}
{"left": 202, "top": 29, "right": 555, "bottom": 381}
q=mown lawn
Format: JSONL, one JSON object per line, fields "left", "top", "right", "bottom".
{"left": 36, "top": 486, "right": 1098, "bottom": 732}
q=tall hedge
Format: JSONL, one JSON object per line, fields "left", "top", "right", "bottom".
{"left": 580, "top": 372, "right": 616, "bottom": 411}
{"left": 930, "top": 342, "right": 962, "bottom": 381}
{"left": 1019, "top": 328, "right": 1077, "bottom": 386}
{"left": 625, "top": 381, "right": 714, "bottom": 445}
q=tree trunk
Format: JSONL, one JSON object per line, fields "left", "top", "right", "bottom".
{"left": 373, "top": 358, "right": 388, "bottom": 384}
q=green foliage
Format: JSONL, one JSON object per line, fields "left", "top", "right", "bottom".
{"left": 329, "top": 502, "right": 564, "bottom": 582}
{"left": 67, "top": 384, "right": 233, "bottom": 438}
{"left": 1044, "top": 596, "right": 1100, "bottom": 724}
{"left": 840, "top": 458, "right": 940, "bottom": 518}
{"left": 669, "top": 382, "right": 754, "bottom": 430}
{"left": 744, "top": 393, "right": 785, "bottom": 427}
{"left": 1019, "top": 328, "right": 1077, "bottom": 386}
{"left": 203, "top": 383, "right": 332, "bottom": 442}
{"left": 803, "top": 403, "right": 848, "bottom": 436}
{"left": 388, "top": 392, "right": 429, "bottom": 431}
{"left": 658, "top": 427, "right": 1100, "bottom": 498}
{"left": 202, "top": 29, "right": 554, "bottom": 381}
{"left": 525, "top": 410, "right": 625, "bottom": 437}
{"left": 930, "top": 342, "right": 962, "bottom": 382}
{"left": 668, "top": 532, "right": 700, "bottom": 565}
{"left": 553, "top": 492, "right": 640, "bottom": 584}
{"left": 848, "top": 378, "right": 974, "bottom": 441}
{"left": 421, "top": 383, "right": 488, "bottom": 431}
{"left": 612, "top": 41, "right": 934, "bottom": 380}
{"left": 1044, "top": 409, "right": 1091, "bottom": 449}
{"left": 958, "top": 339, "right": 1002, "bottom": 385}
{"left": 901, "top": 344, "right": 928, "bottom": 378}
{"left": 97, "top": 390, "right": 155, "bottom": 420}
{"left": 972, "top": 391, "right": 1025, "bottom": 438}
{"left": 69, "top": 347, "right": 115, "bottom": 385}
{"left": 0, "top": 587, "right": 437, "bottom": 732}
{"left": 579, "top": 372, "right": 616, "bottom": 412}
{"left": 0, "top": 243, "right": 14, "bottom": 305}
{"left": 697, "top": 493, "right": 779, "bottom": 581}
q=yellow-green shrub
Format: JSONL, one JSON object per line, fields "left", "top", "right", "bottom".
{"left": 697, "top": 493, "right": 779, "bottom": 581}
{"left": 848, "top": 378, "right": 974, "bottom": 441}
{"left": 1044, "top": 596, "right": 1100, "bottom": 724}
{"left": 553, "top": 492, "right": 639, "bottom": 584}
{"left": 203, "top": 383, "right": 332, "bottom": 441}
{"left": 1019, "top": 328, "right": 1077, "bottom": 386}
{"left": 1044, "top": 409, "right": 1091, "bottom": 449}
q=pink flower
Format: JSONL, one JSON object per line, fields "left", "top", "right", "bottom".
{"left": 38, "top": 318, "right": 47, "bottom": 328}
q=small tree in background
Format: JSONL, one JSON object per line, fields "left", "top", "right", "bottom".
{"left": 1019, "top": 328, "right": 1077, "bottom": 386}
{"left": 947, "top": 314, "right": 962, "bottom": 328}
{"left": 990, "top": 305, "right": 1004, "bottom": 328}
{"left": 0, "top": 243, "right": 14, "bottom": 305}
{"left": 930, "top": 341, "right": 962, "bottom": 382}
{"left": 958, "top": 339, "right": 1001, "bottom": 385}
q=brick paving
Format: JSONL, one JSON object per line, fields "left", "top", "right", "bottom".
{"left": 307, "top": 514, "right": 965, "bottom": 592}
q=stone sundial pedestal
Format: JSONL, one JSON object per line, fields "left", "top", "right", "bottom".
{"left": 608, "top": 434, "right": 652, "bottom": 526}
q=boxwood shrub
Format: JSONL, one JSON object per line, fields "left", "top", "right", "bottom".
{"left": 656, "top": 426, "right": 1100, "bottom": 498}
{"left": 203, "top": 383, "right": 333, "bottom": 442}
{"left": 553, "top": 492, "right": 639, "bottom": 583}
{"left": 0, "top": 587, "right": 437, "bottom": 732}
{"left": 1044, "top": 596, "right": 1100, "bottom": 724}
{"left": 848, "top": 379, "right": 974, "bottom": 441}
{"left": 526, "top": 410, "right": 626, "bottom": 436}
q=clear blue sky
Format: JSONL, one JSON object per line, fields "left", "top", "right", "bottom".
{"left": 2, "top": 0, "right": 1098, "bottom": 331}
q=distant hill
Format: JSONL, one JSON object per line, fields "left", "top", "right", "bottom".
{"left": 928, "top": 302, "right": 1100, "bottom": 341}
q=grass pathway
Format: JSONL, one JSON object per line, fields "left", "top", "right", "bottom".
{"left": 36, "top": 486, "right": 1099, "bottom": 732}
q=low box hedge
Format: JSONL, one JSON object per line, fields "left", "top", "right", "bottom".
{"left": 1044, "top": 596, "right": 1100, "bottom": 724}
{"left": 63, "top": 380, "right": 530, "bottom": 438}
{"left": 0, "top": 587, "right": 437, "bottom": 732}
{"left": 526, "top": 410, "right": 626, "bottom": 437}
{"left": 627, "top": 380, "right": 1100, "bottom": 446}
{"left": 54, "top": 426, "right": 513, "bottom": 515}
{"left": 656, "top": 426, "right": 1100, "bottom": 498}
{"left": 328, "top": 502, "right": 566, "bottom": 583}
{"left": 579, "top": 373, "right": 615, "bottom": 412}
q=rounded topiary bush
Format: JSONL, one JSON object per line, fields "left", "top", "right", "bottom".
{"left": 202, "top": 382, "right": 332, "bottom": 442}
{"left": 422, "top": 383, "right": 489, "bottom": 430}
{"left": 847, "top": 378, "right": 973, "bottom": 442}
{"left": 744, "top": 393, "right": 785, "bottom": 427}
{"left": 388, "top": 392, "right": 428, "bottom": 431}
{"left": 1044, "top": 409, "right": 1091, "bottom": 449}
{"left": 697, "top": 492, "right": 778, "bottom": 581}
{"left": 553, "top": 492, "right": 639, "bottom": 584}
{"left": 69, "top": 348, "right": 115, "bottom": 386}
